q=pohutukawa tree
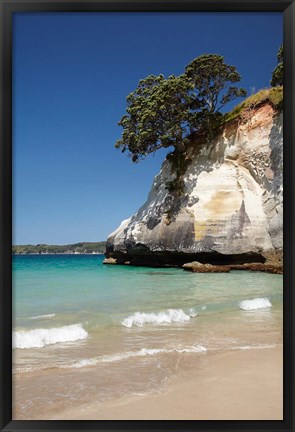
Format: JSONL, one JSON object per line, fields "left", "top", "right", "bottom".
{"left": 115, "top": 54, "right": 247, "bottom": 162}
{"left": 271, "top": 45, "right": 283, "bottom": 87}
{"left": 115, "top": 74, "right": 193, "bottom": 162}
{"left": 185, "top": 54, "right": 247, "bottom": 140}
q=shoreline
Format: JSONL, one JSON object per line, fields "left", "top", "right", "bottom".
{"left": 44, "top": 345, "right": 282, "bottom": 421}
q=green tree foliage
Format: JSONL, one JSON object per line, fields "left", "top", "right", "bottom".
{"left": 185, "top": 54, "right": 247, "bottom": 140}
{"left": 271, "top": 45, "right": 283, "bottom": 87}
{"left": 116, "top": 54, "right": 247, "bottom": 162}
{"left": 115, "top": 74, "right": 192, "bottom": 162}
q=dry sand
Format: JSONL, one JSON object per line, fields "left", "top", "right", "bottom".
{"left": 49, "top": 345, "right": 283, "bottom": 420}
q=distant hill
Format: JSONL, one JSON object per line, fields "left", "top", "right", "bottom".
{"left": 12, "top": 242, "right": 106, "bottom": 255}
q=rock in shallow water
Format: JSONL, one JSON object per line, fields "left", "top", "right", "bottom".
{"left": 102, "top": 257, "right": 117, "bottom": 265}
{"left": 183, "top": 261, "right": 231, "bottom": 273}
{"left": 182, "top": 261, "right": 282, "bottom": 274}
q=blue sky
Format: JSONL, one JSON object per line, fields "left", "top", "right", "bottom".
{"left": 13, "top": 12, "right": 282, "bottom": 245}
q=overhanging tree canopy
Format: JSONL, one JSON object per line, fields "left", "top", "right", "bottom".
{"left": 116, "top": 54, "right": 247, "bottom": 162}
{"left": 115, "top": 74, "right": 193, "bottom": 162}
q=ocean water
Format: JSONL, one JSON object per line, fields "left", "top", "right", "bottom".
{"left": 12, "top": 254, "right": 283, "bottom": 419}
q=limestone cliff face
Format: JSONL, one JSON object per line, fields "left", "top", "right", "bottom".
{"left": 106, "top": 103, "right": 283, "bottom": 267}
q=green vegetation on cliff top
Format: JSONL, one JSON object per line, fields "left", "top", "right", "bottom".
{"left": 12, "top": 242, "right": 106, "bottom": 254}
{"left": 222, "top": 86, "right": 283, "bottom": 124}
{"left": 271, "top": 45, "right": 283, "bottom": 87}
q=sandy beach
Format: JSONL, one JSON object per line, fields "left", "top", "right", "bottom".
{"left": 46, "top": 345, "right": 283, "bottom": 421}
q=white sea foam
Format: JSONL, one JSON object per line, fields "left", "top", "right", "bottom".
{"left": 63, "top": 358, "right": 99, "bottom": 368}
{"left": 13, "top": 366, "right": 35, "bottom": 373}
{"left": 121, "top": 309, "right": 192, "bottom": 328}
{"left": 29, "top": 314, "right": 55, "bottom": 320}
{"left": 61, "top": 345, "right": 207, "bottom": 369}
{"left": 14, "top": 343, "right": 277, "bottom": 373}
{"left": 13, "top": 323, "right": 88, "bottom": 349}
{"left": 235, "top": 343, "right": 276, "bottom": 350}
{"left": 239, "top": 298, "right": 272, "bottom": 311}
{"left": 188, "top": 308, "right": 198, "bottom": 318}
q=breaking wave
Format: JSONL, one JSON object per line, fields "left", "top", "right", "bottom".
{"left": 239, "top": 298, "right": 272, "bottom": 311}
{"left": 13, "top": 323, "right": 88, "bottom": 349}
{"left": 121, "top": 308, "right": 195, "bottom": 328}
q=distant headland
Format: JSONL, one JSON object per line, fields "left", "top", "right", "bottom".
{"left": 12, "top": 242, "right": 106, "bottom": 255}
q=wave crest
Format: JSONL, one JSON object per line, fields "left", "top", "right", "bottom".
{"left": 121, "top": 308, "right": 193, "bottom": 328}
{"left": 13, "top": 323, "right": 88, "bottom": 349}
{"left": 239, "top": 298, "right": 272, "bottom": 311}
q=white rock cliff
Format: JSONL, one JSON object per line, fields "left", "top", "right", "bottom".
{"left": 105, "top": 102, "right": 283, "bottom": 268}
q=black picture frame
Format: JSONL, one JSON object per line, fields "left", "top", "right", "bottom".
{"left": 0, "top": 1, "right": 294, "bottom": 431}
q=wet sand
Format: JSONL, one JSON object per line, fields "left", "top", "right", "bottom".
{"left": 48, "top": 345, "right": 283, "bottom": 420}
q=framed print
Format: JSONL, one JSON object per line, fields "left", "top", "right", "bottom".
{"left": 0, "top": 0, "right": 294, "bottom": 431}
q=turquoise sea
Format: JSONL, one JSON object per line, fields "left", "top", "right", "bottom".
{"left": 12, "top": 254, "right": 283, "bottom": 419}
